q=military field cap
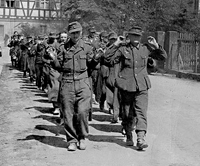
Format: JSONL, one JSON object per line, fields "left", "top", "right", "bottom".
{"left": 37, "top": 35, "right": 45, "bottom": 40}
{"left": 88, "top": 26, "right": 96, "bottom": 33}
{"left": 108, "top": 32, "right": 118, "bottom": 39}
{"left": 100, "top": 31, "right": 108, "bottom": 37}
{"left": 128, "top": 26, "right": 143, "bottom": 36}
{"left": 48, "top": 32, "right": 58, "bottom": 38}
{"left": 68, "top": 21, "right": 82, "bottom": 33}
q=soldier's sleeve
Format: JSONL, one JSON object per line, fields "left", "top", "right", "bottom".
{"left": 56, "top": 44, "right": 65, "bottom": 67}
{"left": 147, "top": 44, "right": 167, "bottom": 61}
{"left": 52, "top": 45, "right": 64, "bottom": 70}
{"left": 104, "top": 44, "right": 122, "bottom": 66}
{"left": 85, "top": 43, "right": 100, "bottom": 69}
{"left": 42, "top": 49, "right": 51, "bottom": 64}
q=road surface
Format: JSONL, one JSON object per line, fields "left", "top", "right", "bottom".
{"left": 0, "top": 53, "right": 200, "bottom": 166}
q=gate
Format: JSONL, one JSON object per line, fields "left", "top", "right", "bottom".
{"left": 169, "top": 33, "right": 200, "bottom": 73}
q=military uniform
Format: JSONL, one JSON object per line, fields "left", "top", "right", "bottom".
{"left": 84, "top": 27, "right": 100, "bottom": 104}
{"left": 34, "top": 36, "right": 46, "bottom": 89}
{"left": 8, "top": 35, "right": 20, "bottom": 67}
{"left": 42, "top": 33, "right": 60, "bottom": 112}
{"left": 52, "top": 22, "right": 99, "bottom": 151}
{"left": 27, "top": 40, "right": 36, "bottom": 82}
{"left": 19, "top": 38, "right": 29, "bottom": 77}
{"left": 105, "top": 26, "right": 167, "bottom": 149}
{"left": 93, "top": 32, "right": 109, "bottom": 111}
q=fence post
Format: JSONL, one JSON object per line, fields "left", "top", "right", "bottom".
{"left": 194, "top": 41, "right": 198, "bottom": 73}
{"left": 156, "top": 31, "right": 165, "bottom": 69}
{"left": 164, "top": 31, "right": 179, "bottom": 70}
{"left": 177, "top": 40, "right": 181, "bottom": 71}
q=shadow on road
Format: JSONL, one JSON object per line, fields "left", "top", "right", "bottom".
{"left": 35, "top": 124, "right": 65, "bottom": 136}
{"left": 17, "top": 135, "right": 68, "bottom": 149}
{"left": 90, "top": 123, "right": 122, "bottom": 133}
{"left": 20, "top": 86, "right": 38, "bottom": 90}
{"left": 33, "top": 114, "right": 61, "bottom": 125}
{"left": 91, "top": 114, "right": 112, "bottom": 122}
{"left": 33, "top": 99, "right": 50, "bottom": 103}
{"left": 34, "top": 93, "right": 48, "bottom": 97}
{"left": 92, "top": 107, "right": 110, "bottom": 114}
{"left": 26, "top": 106, "right": 53, "bottom": 114}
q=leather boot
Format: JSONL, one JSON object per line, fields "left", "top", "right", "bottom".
{"left": 126, "top": 132, "right": 134, "bottom": 146}
{"left": 67, "top": 142, "right": 77, "bottom": 151}
{"left": 136, "top": 131, "right": 148, "bottom": 150}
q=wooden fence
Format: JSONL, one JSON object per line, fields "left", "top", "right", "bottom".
{"left": 169, "top": 33, "right": 200, "bottom": 73}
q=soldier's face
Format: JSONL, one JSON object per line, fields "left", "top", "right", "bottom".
{"left": 128, "top": 34, "right": 142, "bottom": 44}
{"left": 101, "top": 36, "right": 108, "bottom": 43}
{"left": 70, "top": 31, "right": 82, "bottom": 43}
{"left": 60, "top": 33, "right": 68, "bottom": 43}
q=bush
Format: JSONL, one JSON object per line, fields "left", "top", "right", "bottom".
{"left": 18, "top": 23, "right": 41, "bottom": 37}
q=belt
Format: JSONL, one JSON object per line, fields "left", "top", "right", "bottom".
{"left": 61, "top": 70, "right": 88, "bottom": 80}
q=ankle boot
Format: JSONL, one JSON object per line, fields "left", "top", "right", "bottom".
{"left": 136, "top": 131, "right": 148, "bottom": 150}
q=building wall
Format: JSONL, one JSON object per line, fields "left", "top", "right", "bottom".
{"left": 0, "top": 0, "right": 64, "bottom": 46}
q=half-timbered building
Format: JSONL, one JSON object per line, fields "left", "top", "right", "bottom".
{"left": 0, "top": 0, "right": 65, "bottom": 44}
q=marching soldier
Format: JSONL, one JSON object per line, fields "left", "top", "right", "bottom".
{"left": 27, "top": 36, "right": 36, "bottom": 83}
{"left": 43, "top": 32, "right": 60, "bottom": 115}
{"left": 49, "top": 21, "right": 100, "bottom": 151}
{"left": 104, "top": 26, "right": 167, "bottom": 150}
{"left": 8, "top": 34, "right": 20, "bottom": 67}
{"left": 104, "top": 32, "right": 121, "bottom": 122}
{"left": 35, "top": 35, "right": 46, "bottom": 90}
{"left": 85, "top": 26, "right": 100, "bottom": 105}
{"left": 19, "top": 36, "right": 29, "bottom": 77}
{"left": 95, "top": 31, "right": 109, "bottom": 111}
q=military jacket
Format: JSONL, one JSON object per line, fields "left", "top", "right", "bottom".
{"left": 105, "top": 43, "right": 167, "bottom": 92}
{"left": 35, "top": 43, "right": 46, "bottom": 64}
{"left": 54, "top": 39, "right": 98, "bottom": 80}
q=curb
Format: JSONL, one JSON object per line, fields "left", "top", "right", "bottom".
{"left": 166, "top": 69, "right": 200, "bottom": 81}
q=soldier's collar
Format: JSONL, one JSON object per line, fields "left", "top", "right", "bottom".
{"left": 69, "top": 39, "right": 84, "bottom": 49}
{"left": 130, "top": 42, "right": 140, "bottom": 50}
{"left": 76, "top": 39, "right": 84, "bottom": 49}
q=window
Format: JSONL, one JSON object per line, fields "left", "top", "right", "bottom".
{"left": 0, "top": 0, "right": 5, "bottom": 7}
{"left": 6, "top": 0, "right": 15, "bottom": 7}
{"left": 35, "top": 0, "right": 49, "bottom": 9}
{"left": 15, "top": 0, "right": 19, "bottom": 7}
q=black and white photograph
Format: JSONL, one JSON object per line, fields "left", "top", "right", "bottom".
{"left": 0, "top": 0, "right": 200, "bottom": 166}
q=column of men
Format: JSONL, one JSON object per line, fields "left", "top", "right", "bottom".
{"left": 7, "top": 21, "right": 167, "bottom": 151}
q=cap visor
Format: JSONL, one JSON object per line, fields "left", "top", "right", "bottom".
{"left": 128, "top": 32, "right": 142, "bottom": 36}
{"left": 69, "top": 28, "right": 82, "bottom": 33}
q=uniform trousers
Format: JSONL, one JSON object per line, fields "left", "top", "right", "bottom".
{"left": 59, "top": 77, "right": 91, "bottom": 143}
{"left": 35, "top": 63, "right": 43, "bottom": 88}
{"left": 120, "top": 89, "right": 148, "bottom": 134}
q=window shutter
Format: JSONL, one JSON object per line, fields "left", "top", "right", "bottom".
{"left": 35, "top": 0, "right": 40, "bottom": 8}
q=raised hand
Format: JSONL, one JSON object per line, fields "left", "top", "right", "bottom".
{"left": 147, "top": 36, "right": 159, "bottom": 49}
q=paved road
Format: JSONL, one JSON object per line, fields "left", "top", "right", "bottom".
{"left": 0, "top": 56, "right": 200, "bottom": 166}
